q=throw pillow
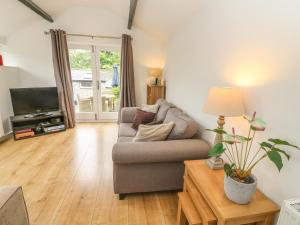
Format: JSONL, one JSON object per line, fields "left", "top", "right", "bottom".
{"left": 132, "top": 109, "right": 156, "bottom": 130}
{"left": 163, "top": 108, "right": 198, "bottom": 139}
{"left": 155, "top": 99, "right": 172, "bottom": 122}
{"left": 141, "top": 104, "right": 159, "bottom": 114}
{"left": 133, "top": 122, "right": 175, "bottom": 142}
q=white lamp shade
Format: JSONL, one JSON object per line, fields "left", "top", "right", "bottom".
{"left": 148, "top": 68, "right": 162, "bottom": 77}
{"left": 203, "top": 87, "right": 245, "bottom": 117}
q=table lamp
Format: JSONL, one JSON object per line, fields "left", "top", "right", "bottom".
{"left": 203, "top": 87, "right": 245, "bottom": 169}
{"left": 148, "top": 68, "right": 162, "bottom": 85}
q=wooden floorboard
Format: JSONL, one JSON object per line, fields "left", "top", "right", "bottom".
{"left": 0, "top": 123, "right": 178, "bottom": 225}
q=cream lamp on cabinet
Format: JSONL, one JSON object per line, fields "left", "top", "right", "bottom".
{"left": 203, "top": 87, "right": 245, "bottom": 169}
{"left": 147, "top": 68, "right": 163, "bottom": 85}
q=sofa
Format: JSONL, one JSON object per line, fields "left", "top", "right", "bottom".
{"left": 112, "top": 99, "right": 210, "bottom": 199}
{"left": 0, "top": 186, "right": 30, "bottom": 225}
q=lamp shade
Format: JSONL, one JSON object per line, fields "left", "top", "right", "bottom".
{"left": 148, "top": 68, "right": 162, "bottom": 77}
{"left": 203, "top": 87, "right": 245, "bottom": 117}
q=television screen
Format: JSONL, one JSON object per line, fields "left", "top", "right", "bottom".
{"left": 10, "top": 87, "right": 60, "bottom": 115}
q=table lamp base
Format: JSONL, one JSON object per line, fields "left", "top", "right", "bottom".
{"left": 206, "top": 156, "right": 224, "bottom": 170}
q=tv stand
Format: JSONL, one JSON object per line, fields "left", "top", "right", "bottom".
{"left": 10, "top": 111, "right": 66, "bottom": 140}
{"left": 24, "top": 112, "right": 53, "bottom": 118}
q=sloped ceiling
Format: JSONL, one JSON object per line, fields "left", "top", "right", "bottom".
{"left": 0, "top": 0, "right": 203, "bottom": 41}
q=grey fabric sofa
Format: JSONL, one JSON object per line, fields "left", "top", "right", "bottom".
{"left": 112, "top": 99, "right": 210, "bottom": 199}
{"left": 0, "top": 186, "right": 30, "bottom": 225}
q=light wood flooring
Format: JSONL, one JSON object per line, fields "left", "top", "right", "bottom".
{"left": 0, "top": 123, "right": 178, "bottom": 225}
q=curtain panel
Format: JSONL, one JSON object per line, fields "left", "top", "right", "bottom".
{"left": 50, "top": 29, "right": 76, "bottom": 128}
{"left": 120, "top": 34, "right": 136, "bottom": 110}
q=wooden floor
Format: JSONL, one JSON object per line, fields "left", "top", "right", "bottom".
{"left": 0, "top": 123, "right": 178, "bottom": 225}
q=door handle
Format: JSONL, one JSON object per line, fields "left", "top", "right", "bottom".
{"left": 97, "top": 80, "right": 100, "bottom": 90}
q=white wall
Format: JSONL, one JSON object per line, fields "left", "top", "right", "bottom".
{"left": 0, "top": 66, "right": 21, "bottom": 133}
{"left": 165, "top": 0, "right": 300, "bottom": 211}
{"left": 0, "top": 36, "right": 6, "bottom": 46}
{"left": 3, "top": 7, "right": 165, "bottom": 106}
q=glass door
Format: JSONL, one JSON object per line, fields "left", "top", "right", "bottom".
{"left": 69, "top": 45, "right": 97, "bottom": 121}
{"left": 69, "top": 44, "right": 121, "bottom": 121}
{"left": 95, "top": 47, "right": 121, "bottom": 120}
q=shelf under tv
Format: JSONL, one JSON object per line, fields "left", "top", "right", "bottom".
{"left": 10, "top": 111, "right": 66, "bottom": 140}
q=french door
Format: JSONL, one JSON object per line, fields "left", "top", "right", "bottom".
{"left": 69, "top": 44, "right": 121, "bottom": 121}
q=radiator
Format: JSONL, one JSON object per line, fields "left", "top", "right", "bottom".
{"left": 277, "top": 199, "right": 300, "bottom": 225}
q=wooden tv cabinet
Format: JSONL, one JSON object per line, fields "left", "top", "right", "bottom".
{"left": 10, "top": 111, "right": 65, "bottom": 140}
{"left": 177, "top": 160, "right": 279, "bottom": 225}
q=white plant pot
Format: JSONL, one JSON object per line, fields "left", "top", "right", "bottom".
{"left": 224, "top": 174, "right": 257, "bottom": 205}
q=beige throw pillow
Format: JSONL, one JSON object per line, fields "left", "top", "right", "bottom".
{"left": 133, "top": 122, "right": 175, "bottom": 142}
{"left": 141, "top": 104, "right": 159, "bottom": 114}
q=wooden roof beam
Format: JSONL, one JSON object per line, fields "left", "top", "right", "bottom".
{"left": 17, "top": 0, "right": 54, "bottom": 23}
{"left": 127, "top": 0, "right": 138, "bottom": 29}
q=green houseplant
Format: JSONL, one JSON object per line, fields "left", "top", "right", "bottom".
{"left": 207, "top": 112, "right": 299, "bottom": 204}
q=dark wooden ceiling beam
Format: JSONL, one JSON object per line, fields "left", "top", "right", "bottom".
{"left": 17, "top": 0, "right": 54, "bottom": 23}
{"left": 127, "top": 0, "right": 138, "bottom": 29}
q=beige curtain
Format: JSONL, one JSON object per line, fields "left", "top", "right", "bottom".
{"left": 120, "top": 34, "right": 136, "bottom": 109}
{"left": 50, "top": 29, "right": 75, "bottom": 128}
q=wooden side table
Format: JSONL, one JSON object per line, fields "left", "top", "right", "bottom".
{"left": 147, "top": 85, "right": 166, "bottom": 104}
{"left": 177, "top": 160, "right": 279, "bottom": 225}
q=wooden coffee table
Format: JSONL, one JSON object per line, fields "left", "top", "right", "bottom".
{"left": 177, "top": 160, "right": 279, "bottom": 225}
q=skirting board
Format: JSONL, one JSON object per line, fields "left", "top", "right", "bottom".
{"left": 0, "top": 132, "right": 12, "bottom": 143}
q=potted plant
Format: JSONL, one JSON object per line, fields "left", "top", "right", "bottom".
{"left": 207, "top": 112, "right": 299, "bottom": 204}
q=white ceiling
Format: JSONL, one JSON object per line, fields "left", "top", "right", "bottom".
{"left": 0, "top": 0, "right": 203, "bottom": 41}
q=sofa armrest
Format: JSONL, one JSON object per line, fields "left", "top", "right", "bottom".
{"left": 112, "top": 139, "right": 210, "bottom": 164}
{"left": 0, "top": 186, "right": 30, "bottom": 225}
{"left": 120, "top": 107, "right": 139, "bottom": 123}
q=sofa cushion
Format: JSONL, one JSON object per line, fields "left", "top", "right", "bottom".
{"left": 164, "top": 108, "right": 198, "bottom": 139}
{"left": 118, "top": 123, "right": 137, "bottom": 137}
{"left": 141, "top": 104, "right": 159, "bottom": 114}
{"left": 155, "top": 99, "right": 172, "bottom": 122}
{"left": 133, "top": 122, "right": 174, "bottom": 142}
{"left": 117, "top": 137, "right": 134, "bottom": 143}
{"left": 120, "top": 107, "right": 139, "bottom": 123}
{"left": 132, "top": 109, "right": 156, "bottom": 130}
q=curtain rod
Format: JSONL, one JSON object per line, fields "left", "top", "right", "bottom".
{"left": 44, "top": 31, "right": 122, "bottom": 40}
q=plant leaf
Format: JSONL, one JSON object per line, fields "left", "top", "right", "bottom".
{"left": 223, "top": 134, "right": 240, "bottom": 145}
{"left": 260, "top": 142, "right": 291, "bottom": 160}
{"left": 267, "top": 150, "right": 283, "bottom": 171}
{"left": 224, "top": 163, "right": 234, "bottom": 176}
{"left": 268, "top": 138, "right": 300, "bottom": 150}
{"left": 259, "top": 142, "right": 273, "bottom": 150}
{"left": 236, "top": 135, "right": 252, "bottom": 142}
{"left": 272, "top": 147, "right": 291, "bottom": 160}
{"left": 208, "top": 143, "right": 225, "bottom": 157}
{"left": 205, "top": 128, "right": 227, "bottom": 134}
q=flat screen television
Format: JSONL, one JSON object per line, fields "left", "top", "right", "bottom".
{"left": 10, "top": 87, "right": 60, "bottom": 116}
